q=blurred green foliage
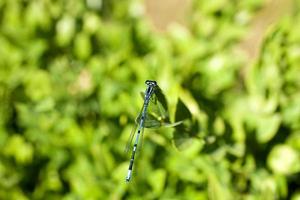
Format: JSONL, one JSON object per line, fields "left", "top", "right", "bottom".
{"left": 0, "top": 0, "right": 300, "bottom": 199}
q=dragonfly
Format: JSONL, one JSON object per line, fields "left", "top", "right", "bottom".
{"left": 125, "top": 80, "right": 182, "bottom": 182}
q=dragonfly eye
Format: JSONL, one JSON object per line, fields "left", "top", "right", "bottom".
{"left": 145, "top": 80, "right": 157, "bottom": 86}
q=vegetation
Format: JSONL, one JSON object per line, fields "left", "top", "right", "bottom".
{"left": 0, "top": 0, "right": 299, "bottom": 199}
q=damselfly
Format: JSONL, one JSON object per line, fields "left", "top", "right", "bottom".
{"left": 125, "top": 80, "right": 181, "bottom": 182}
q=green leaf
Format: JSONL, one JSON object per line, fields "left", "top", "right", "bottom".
{"left": 74, "top": 32, "right": 92, "bottom": 60}
{"left": 175, "top": 98, "right": 192, "bottom": 122}
{"left": 147, "top": 169, "right": 166, "bottom": 196}
{"left": 256, "top": 114, "right": 281, "bottom": 143}
{"left": 4, "top": 135, "right": 33, "bottom": 164}
{"left": 55, "top": 15, "right": 76, "bottom": 46}
{"left": 267, "top": 145, "right": 300, "bottom": 175}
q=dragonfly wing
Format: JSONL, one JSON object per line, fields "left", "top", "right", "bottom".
{"left": 137, "top": 125, "right": 145, "bottom": 154}
{"left": 138, "top": 86, "right": 170, "bottom": 122}
{"left": 154, "top": 86, "right": 168, "bottom": 112}
{"left": 140, "top": 92, "right": 145, "bottom": 100}
{"left": 136, "top": 112, "right": 162, "bottom": 128}
{"left": 147, "top": 91, "right": 169, "bottom": 122}
{"left": 125, "top": 123, "right": 138, "bottom": 153}
{"left": 144, "top": 114, "right": 162, "bottom": 128}
{"left": 136, "top": 85, "right": 180, "bottom": 129}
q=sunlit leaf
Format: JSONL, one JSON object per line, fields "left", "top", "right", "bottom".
{"left": 256, "top": 114, "right": 281, "bottom": 143}
{"left": 267, "top": 145, "right": 300, "bottom": 175}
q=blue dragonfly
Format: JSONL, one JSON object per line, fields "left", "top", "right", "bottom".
{"left": 125, "top": 80, "right": 182, "bottom": 182}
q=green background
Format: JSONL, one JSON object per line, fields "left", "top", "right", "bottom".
{"left": 0, "top": 0, "right": 300, "bottom": 199}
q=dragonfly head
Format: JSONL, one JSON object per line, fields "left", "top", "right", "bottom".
{"left": 145, "top": 80, "right": 157, "bottom": 87}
